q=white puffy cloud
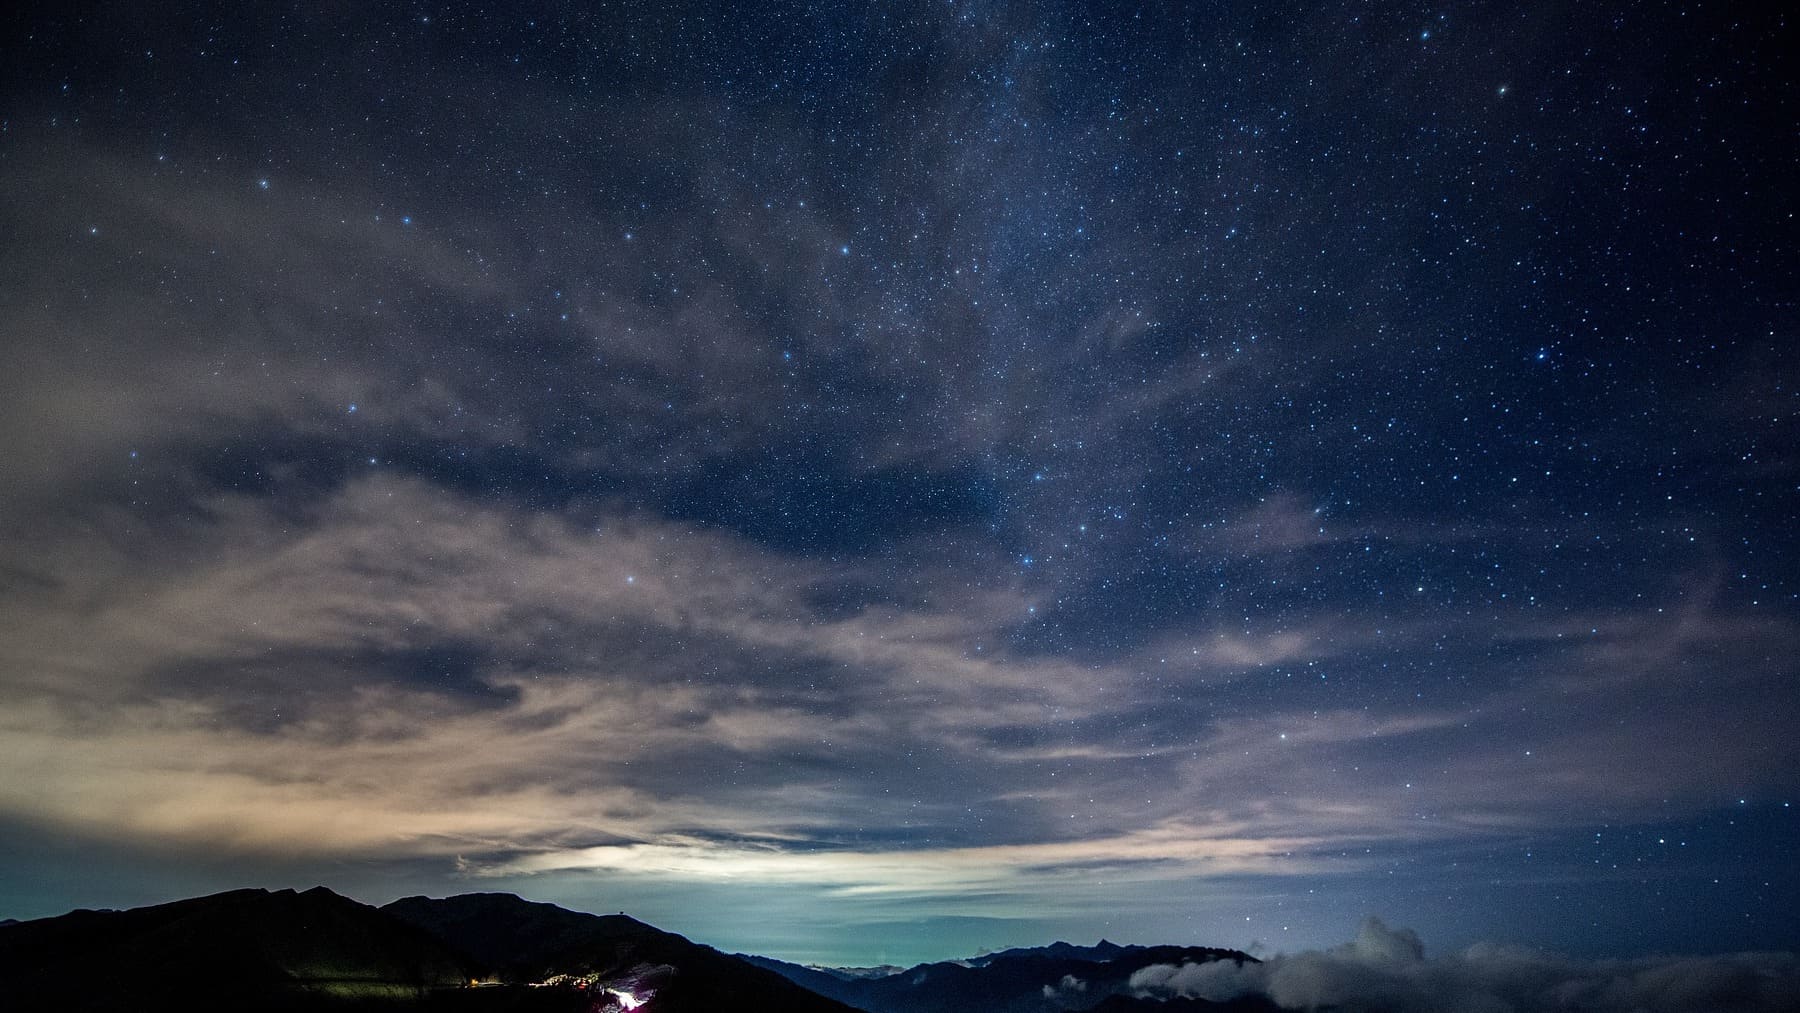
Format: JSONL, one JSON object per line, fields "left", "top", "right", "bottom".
{"left": 1043, "top": 973, "right": 1087, "bottom": 1001}
{"left": 1129, "top": 917, "right": 1800, "bottom": 1013}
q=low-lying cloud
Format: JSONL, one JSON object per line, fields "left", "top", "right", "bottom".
{"left": 1129, "top": 917, "right": 1800, "bottom": 1013}
{"left": 1043, "top": 973, "right": 1087, "bottom": 1002}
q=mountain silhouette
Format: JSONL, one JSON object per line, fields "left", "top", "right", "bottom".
{"left": 0, "top": 886, "right": 468, "bottom": 1011}
{"left": 0, "top": 887, "right": 858, "bottom": 1012}
{"left": 383, "top": 892, "right": 859, "bottom": 1012}
{"left": 745, "top": 942, "right": 1259, "bottom": 1013}
{"left": 968, "top": 940, "right": 1131, "bottom": 966}
{"left": 0, "top": 886, "right": 1265, "bottom": 1013}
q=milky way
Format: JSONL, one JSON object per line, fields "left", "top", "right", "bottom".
{"left": 0, "top": 3, "right": 1794, "bottom": 965}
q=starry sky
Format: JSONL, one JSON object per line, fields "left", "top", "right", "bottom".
{"left": 1, "top": 1, "right": 1795, "bottom": 967}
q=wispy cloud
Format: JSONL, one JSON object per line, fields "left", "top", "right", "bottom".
{"left": 480, "top": 818, "right": 1338, "bottom": 894}
{"left": 2, "top": 470, "right": 1792, "bottom": 889}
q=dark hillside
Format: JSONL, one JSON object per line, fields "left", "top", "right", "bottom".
{"left": 0, "top": 886, "right": 468, "bottom": 1010}
{"left": 384, "top": 892, "right": 862, "bottom": 1013}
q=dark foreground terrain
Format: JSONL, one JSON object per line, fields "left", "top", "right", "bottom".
{"left": 0, "top": 886, "right": 1276, "bottom": 1012}
{"left": 0, "top": 887, "right": 859, "bottom": 1012}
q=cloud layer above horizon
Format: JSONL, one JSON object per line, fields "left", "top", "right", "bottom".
{"left": 1, "top": 1, "right": 1794, "bottom": 963}
{"left": 1130, "top": 918, "right": 1800, "bottom": 1013}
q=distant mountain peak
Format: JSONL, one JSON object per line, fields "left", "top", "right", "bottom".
{"left": 751, "top": 939, "right": 1258, "bottom": 1013}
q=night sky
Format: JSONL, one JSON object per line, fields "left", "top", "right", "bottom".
{"left": 1, "top": 2, "right": 1795, "bottom": 968}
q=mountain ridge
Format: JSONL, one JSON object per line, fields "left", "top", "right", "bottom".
{"left": 745, "top": 940, "right": 1261, "bottom": 1013}
{"left": 0, "top": 885, "right": 1271, "bottom": 1013}
{"left": 0, "top": 886, "right": 858, "bottom": 1012}
{"left": 382, "top": 891, "right": 856, "bottom": 1011}
{"left": 0, "top": 885, "right": 470, "bottom": 1011}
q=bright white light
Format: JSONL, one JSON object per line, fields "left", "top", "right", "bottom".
{"left": 609, "top": 987, "right": 645, "bottom": 1010}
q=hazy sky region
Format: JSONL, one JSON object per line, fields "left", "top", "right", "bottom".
{"left": 0, "top": 2, "right": 1794, "bottom": 966}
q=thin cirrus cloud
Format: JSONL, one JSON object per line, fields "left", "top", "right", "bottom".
{"left": 2, "top": 469, "right": 1787, "bottom": 894}
{"left": 0, "top": 476, "right": 1356, "bottom": 848}
{"left": 480, "top": 821, "right": 1339, "bottom": 896}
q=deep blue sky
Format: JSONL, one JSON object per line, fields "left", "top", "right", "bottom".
{"left": 0, "top": 1, "right": 1794, "bottom": 965}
